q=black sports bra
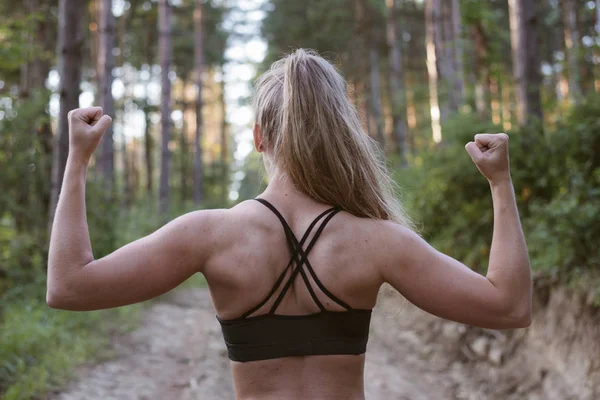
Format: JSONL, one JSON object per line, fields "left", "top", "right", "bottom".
{"left": 217, "top": 198, "right": 372, "bottom": 362}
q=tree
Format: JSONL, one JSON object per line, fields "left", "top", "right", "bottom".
{"left": 508, "top": 0, "right": 543, "bottom": 126}
{"left": 49, "top": 0, "right": 84, "bottom": 231}
{"left": 472, "top": 21, "right": 491, "bottom": 119}
{"left": 451, "top": 0, "right": 465, "bottom": 108}
{"left": 425, "top": 0, "right": 442, "bottom": 143}
{"left": 193, "top": 0, "right": 205, "bottom": 206}
{"left": 369, "top": 48, "right": 385, "bottom": 149}
{"left": 97, "top": 0, "right": 116, "bottom": 189}
{"left": 596, "top": 0, "right": 600, "bottom": 92}
{"left": 158, "top": 0, "right": 172, "bottom": 216}
{"left": 441, "top": 0, "right": 457, "bottom": 112}
{"left": 562, "top": 0, "right": 583, "bottom": 104}
{"left": 386, "top": 0, "right": 408, "bottom": 165}
{"left": 219, "top": 69, "right": 229, "bottom": 204}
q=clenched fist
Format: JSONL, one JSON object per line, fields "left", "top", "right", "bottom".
{"left": 68, "top": 107, "right": 113, "bottom": 164}
{"left": 465, "top": 133, "right": 511, "bottom": 184}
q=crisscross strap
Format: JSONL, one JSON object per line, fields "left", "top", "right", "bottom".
{"left": 253, "top": 198, "right": 352, "bottom": 314}
{"left": 239, "top": 203, "right": 338, "bottom": 318}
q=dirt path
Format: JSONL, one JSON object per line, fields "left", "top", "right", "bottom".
{"left": 51, "top": 287, "right": 466, "bottom": 400}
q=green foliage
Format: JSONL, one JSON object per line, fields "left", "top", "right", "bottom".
{"left": 405, "top": 96, "right": 600, "bottom": 300}
{"left": 0, "top": 298, "right": 141, "bottom": 399}
{"left": 0, "top": 92, "right": 52, "bottom": 297}
{"left": 523, "top": 96, "right": 600, "bottom": 278}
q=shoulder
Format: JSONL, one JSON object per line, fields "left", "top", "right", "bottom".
{"left": 175, "top": 200, "right": 265, "bottom": 239}
{"left": 351, "top": 218, "right": 427, "bottom": 272}
{"left": 159, "top": 201, "right": 261, "bottom": 257}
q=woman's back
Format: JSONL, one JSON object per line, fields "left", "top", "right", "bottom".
{"left": 47, "top": 49, "right": 532, "bottom": 400}
{"left": 203, "top": 189, "right": 384, "bottom": 399}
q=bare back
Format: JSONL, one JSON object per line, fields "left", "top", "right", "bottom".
{"left": 203, "top": 196, "right": 385, "bottom": 400}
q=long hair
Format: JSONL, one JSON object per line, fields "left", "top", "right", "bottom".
{"left": 253, "top": 49, "right": 413, "bottom": 228}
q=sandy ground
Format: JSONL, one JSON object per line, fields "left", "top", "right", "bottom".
{"left": 49, "top": 287, "right": 475, "bottom": 400}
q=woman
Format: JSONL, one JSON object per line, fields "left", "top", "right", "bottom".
{"left": 47, "top": 49, "right": 532, "bottom": 400}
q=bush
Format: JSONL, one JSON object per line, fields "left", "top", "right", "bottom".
{"left": 404, "top": 95, "right": 600, "bottom": 300}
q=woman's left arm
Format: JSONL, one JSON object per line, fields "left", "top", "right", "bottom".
{"left": 47, "top": 107, "right": 224, "bottom": 311}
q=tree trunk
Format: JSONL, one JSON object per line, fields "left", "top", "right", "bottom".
{"left": 117, "top": 0, "right": 136, "bottom": 204}
{"left": 143, "top": 101, "right": 154, "bottom": 195}
{"left": 441, "top": 0, "right": 457, "bottom": 113}
{"left": 473, "top": 23, "right": 491, "bottom": 120}
{"left": 180, "top": 93, "right": 189, "bottom": 204}
{"left": 219, "top": 71, "right": 229, "bottom": 205}
{"left": 49, "top": 0, "right": 84, "bottom": 232}
{"left": 451, "top": 0, "right": 465, "bottom": 108}
{"left": 193, "top": 0, "right": 205, "bottom": 206}
{"left": 508, "top": 0, "right": 543, "bottom": 127}
{"left": 120, "top": 113, "right": 131, "bottom": 207}
{"left": 18, "top": 0, "right": 53, "bottom": 231}
{"left": 425, "top": 0, "right": 442, "bottom": 143}
{"left": 386, "top": 0, "right": 408, "bottom": 167}
{"left": 562, "top": 0, "right": 583, "bottom": 103}
{"left": 596, "top": 0, "right": 600, "bottom": 92}
{"left": 97, "top": 0, "right": 116, "bottom": 189}
{"left": 158, "top": 0, "right": 172, "bottom": 216}
{"left": 369, "top": 49, "right": 385, "bottom": 150}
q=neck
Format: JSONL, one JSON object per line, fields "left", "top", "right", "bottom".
{"left": 262, "top": 169, "right": 302, "bottom": 199}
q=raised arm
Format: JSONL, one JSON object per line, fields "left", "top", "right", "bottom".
{"left": 380, "top": 133, "right": 532, "bottom": 329}
{"left": 46, "top": 107, "right": 225, "bottom": 311}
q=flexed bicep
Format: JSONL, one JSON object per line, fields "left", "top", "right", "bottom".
{"left": 379, "top": 224, "right": 527, "bottom": 330}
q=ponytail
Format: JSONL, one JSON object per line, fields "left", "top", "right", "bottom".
{"left": 253, "top": 49, "right": 414, "bottom": 229}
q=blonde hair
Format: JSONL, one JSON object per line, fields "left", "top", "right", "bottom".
{"left": 253, "top": 49, "right": 413, "bottom": 228}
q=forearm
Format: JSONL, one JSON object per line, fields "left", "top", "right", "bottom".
{"left": 47, "top": 156, "right": 94, "bottom": 292}
{"left": 485, "top": 179, "right": 532, "bottom": 316}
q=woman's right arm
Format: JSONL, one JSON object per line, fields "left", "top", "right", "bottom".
{"left": 379, "top": 133, "right": 532, "bottom": 329}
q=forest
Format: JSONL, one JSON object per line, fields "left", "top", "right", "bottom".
{"left": 1, "top": 0, "right": 599, "bottom": 398}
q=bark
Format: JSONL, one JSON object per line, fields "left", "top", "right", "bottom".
{"left": 386, "top": 0, "right": 408, "bottom": 167}
{"left": 596, "top": 0, "right": 600, "bottom": 92}
{"left": 451, "top": 0, "right": 465, "bottom": 108}
{"left": 508, "top": 0, "right": 543, "bottom": 127}
{"left": 143, "top": 101, "right": 154, "bottom": 195}
{"left": 97, "top": 0, "right": 116, "bottom": 189}
{"left": 473, "top": 23, "right": 491, "bottom": 120}
{"left": 129, "top": 138, "right": 140, "bottom": 202}
{"left": 562, "top": 0, "right": 583, "bottom": 103}
{"left": 425, "top": 0, "right": 442, "bottom": 143}
{"left": 219, "top": 73, "right": 229, "bottom": 204}
{"left": 354, "top": 0, "right": 370, "bottom": 136}
{"left": 158, "top": 0, "right": 172, "bottom": 216}
{"left": 441, "top": 1, "right": 457, "bottom": 112}
{"left": 117, "top": 0, "right": 138, "bottom": 204}
{"left": 180, "top": 92, "right": 189, "bottom": 204}
{"left": 502, "top": 81, "right": 513, "bottom": 130}
{"left": 17, "top": 0, "right": 53, "bottom": 231}
{"left": 49, "top": 0, "right": 84, "bottom": 232}
{"left": 193, "top": 0, "right": 205, "bottom": 206}
{"left": 120, "top": 113, "right": 131, "bottom": 207}
{"left": 369, "top": 49, "right": 386, "bottom": 150}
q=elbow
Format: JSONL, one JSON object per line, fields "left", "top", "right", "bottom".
{"left": 513, "top": 308, "right": 532, "bottom": 328}
{"left": 46, "top": 283, "right": 77, "bottom": 310}
{"left": 502, "top": 302, "right": 532, "bottom": 329}
{"left": 46, "top": 286, "right": 69, "bottom": 310}
{"left": 46, "top": 289, "right": 64, "bottom": 309}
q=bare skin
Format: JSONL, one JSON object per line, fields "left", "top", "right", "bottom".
{"left": 47, "top": 108, "right": 532, "bottom": 400}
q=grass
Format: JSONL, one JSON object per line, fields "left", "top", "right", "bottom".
{"left": 0, "top": 294, "right": 143, "bottom": 400}
{"left": 0, "top": 274, "right": 206, "bottom": 400}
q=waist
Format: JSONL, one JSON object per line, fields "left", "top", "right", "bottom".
{"left": 231, "top": 353, "right": 366, "bottom": 400}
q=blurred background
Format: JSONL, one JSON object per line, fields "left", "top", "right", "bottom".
{"left": 1, "top": 0, "right": 599, "bottom": 399}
